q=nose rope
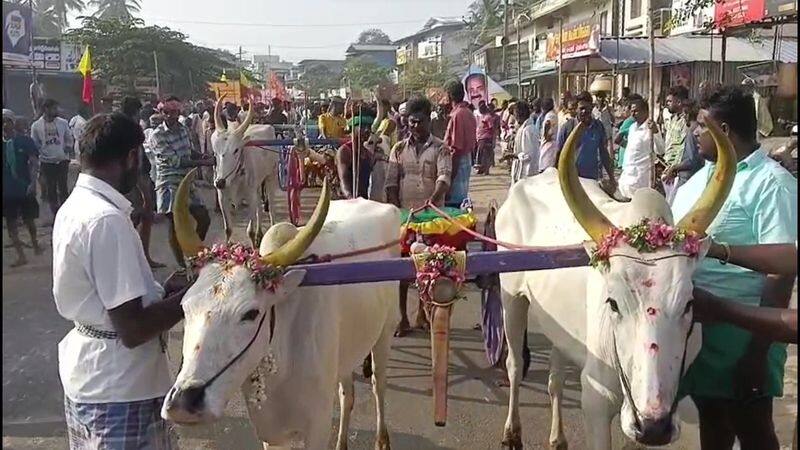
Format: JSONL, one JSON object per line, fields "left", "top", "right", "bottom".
{"left": 612, "top": 319, "right": 695, "bottom": 432}
{"left": 196, "top": 306, "right": 274, "bottom": 391}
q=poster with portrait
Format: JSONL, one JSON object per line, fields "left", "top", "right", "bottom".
{"left": 2, "top": 1, "right": 32, "bottom": 65}
{"left": 669, "top": 65, "right": 692, "bottom": 89}
{"left": 462, "top": 68, "right": 511, "bottom": 111}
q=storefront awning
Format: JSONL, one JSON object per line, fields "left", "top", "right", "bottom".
{"left": 559, "top": 35, "right": 797, "bottom": 72}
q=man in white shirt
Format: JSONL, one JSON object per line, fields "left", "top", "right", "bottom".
{"left": 53, "top": 113, "right": 189, "bottom": 449}
{"left": 512, "top": 101, "right": 539, "bottom": 182}
{"left": 618, "top": 95, "right": 664, "bottom": 199}
{"left": 68, "top": 104, "right": 90, "bottom": 160}
{"left": 30, "top": 99, "right": 73, "bottom": 219}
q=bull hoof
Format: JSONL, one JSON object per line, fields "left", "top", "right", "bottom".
{"left": 501, "top": 428, "right": 523, "bottom": 450}
{"left": 374, "top": 429, "right": 390, "bottom": 450}
{"left": 549, "top": 440, "right": 567, "bottom": 450}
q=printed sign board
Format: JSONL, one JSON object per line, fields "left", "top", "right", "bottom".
{"left": 714, "top": 0, "right": 766, "bottom": 29}
{"left": 546, "top": 19, "right": 601, "bottom": 61}
{"left": 2, "top": 1, "right": 32, "bottom": 65}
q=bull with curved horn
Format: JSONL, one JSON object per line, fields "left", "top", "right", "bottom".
{"left": 495, "top": 115, "right": 736, "bottom": 449}
{"left": 163, "top": 169, "right": 399, "bottom": 450}
{"left": 210, "top": 94, "right": 282, "bottom": 247}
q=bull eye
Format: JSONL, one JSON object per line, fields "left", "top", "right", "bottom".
{"left": 606, "top": 298, "right": 620, "bottom": 314}
{"left": 684, "top": 300, "right": 694, "bottom": 315}
{"left": 241, "top": 309, "right": 260, "bottom": 322}
{"left": 234, "top": 148, "right": 240, "bottom": 154}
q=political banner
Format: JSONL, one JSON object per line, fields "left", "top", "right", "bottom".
{"left": 2, "top": 1, "right": 32, "bottom": 65}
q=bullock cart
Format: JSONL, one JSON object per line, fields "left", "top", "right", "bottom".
{"left": 235, "top": 137, "right": 592, "bottom": 426}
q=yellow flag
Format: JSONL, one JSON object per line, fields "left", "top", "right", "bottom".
{"left": 240, "top": 70, "right": 252, "bottom": 88}
{"left": 77, "top": 46, "right": 91, "bottom": 77}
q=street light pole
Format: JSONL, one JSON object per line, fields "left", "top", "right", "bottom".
{"left": 516, "top": 13, "right": 531, "bottom": 97}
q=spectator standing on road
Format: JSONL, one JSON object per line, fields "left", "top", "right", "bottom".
{"left": 68, "top": 104, "right": 90, "bottom": 160}
{"left": 150, "top": 96, "right": 214, "bottom": 268}
{"left": 30, "top": 98, "right": 73, "bottom": 221}
{"left": 475, "top": 101, "right": 498, "bottom": 175}
{"left": 672, "top": 86, "right": 797, "bottom": 450}
{"left": 618, "top": 95, "right": 663, "bottom": 199}
{"left": 511, "top": 101, "right": 539, "bottom": 181}
{"left": 661, "top": 85, "right": 689, "bottom": 198}
{"left": 121, "top": 96, "right": 163, "bottom": 269}
{"left": 538, "top": 97, "right": 559, "bottom": 171}
{"left": 443, "top": 79, "right": 477, "bottom": 207}
{"left": 3, "top": 111, "right": 42, "bottom": 267}
{"left": 318, "top": 98, "right": 347, "bottom": 139}
{"left": 661, "top": 100, "right": 703, "bottom": 203}
{"left": 556, "top": 91, "right": 616, "bottom": 190}
{"left": 53, "top": 112, "right": 191, "bottom": 449}
{"left": 385, "top": 96, "right": 452, "bottom": 337}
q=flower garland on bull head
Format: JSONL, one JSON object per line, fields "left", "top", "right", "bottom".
{"left": 173, "top": 168, "right": 332, "bottom": 289}
{"left": 589, "top": 218, "right": 703, "bottom": 269}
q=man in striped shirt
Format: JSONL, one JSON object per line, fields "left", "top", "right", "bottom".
{"left": 150, "top": 96, "right": 215, "bottom": 267}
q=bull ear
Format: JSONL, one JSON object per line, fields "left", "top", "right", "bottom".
{"left": 271, "top": 269, "right": 306, "bottom": 303}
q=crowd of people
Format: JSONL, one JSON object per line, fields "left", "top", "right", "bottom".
{"left": 2, "top": 76, "right": 797, "bottom": 449}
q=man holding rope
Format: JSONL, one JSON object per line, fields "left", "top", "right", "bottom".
{"left": 385, "top": 96, "right": 452, "bottom": 336}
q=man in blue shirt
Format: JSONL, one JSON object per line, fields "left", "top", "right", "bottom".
{"left": 556, "top": 91, "right": 616, "bottom": 190}
{"left": 3, "top": 110, "right": 42, "bottom": 267}
{"left": 673, "top": 85, "right": 797, "bottom": 450}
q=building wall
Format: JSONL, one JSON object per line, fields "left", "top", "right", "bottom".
{"left": 348, "top": 51, "right": 397, "bottom": 69}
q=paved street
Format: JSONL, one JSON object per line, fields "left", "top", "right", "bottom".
{"left": 2, "top": 157, "right": 796, "bottom": 449}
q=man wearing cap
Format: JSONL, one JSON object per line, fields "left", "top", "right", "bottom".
{"left": 336, "top": 114, "right": 375, "bottom": 199}
{"left": 319, "top": 98, "right": 346, "bottom": 139}
{"left": 4, "top": 110, "right": 42, "bottom": 266}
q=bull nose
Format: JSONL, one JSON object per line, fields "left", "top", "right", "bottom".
{"left": 170, "top": 384, "right": 206, "bottom": 415}
{"left": 635, "top": 416, "right": 673, "bottom": 446}
{"left": 214, "top": 178, "right": 226, "bottom": 189}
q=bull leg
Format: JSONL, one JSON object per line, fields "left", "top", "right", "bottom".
{"left": 304, "top": 396, "right": 335, "bottom": 450}
{"left": 501, "top": 291, "right": 528, "bottom": 450}
{"left": 264, "top": 180, "right": 276, "bottom": 226}
{"left": 371, "top": 318, "right": 393, "bottom": 450}
{"left": 218, "top": 190, "right": 234, "bottom": 241}
{"left": 581, "top": 371, "right": 614, "bottom": 450}
{"left": 247, "top": 188, "right": 263, "bottom": 248}
{"left": 335, "top": 374, "right": 354, "bottom": 450}
{"left": 548, "top": 348, "right": 568, "bottom": 449}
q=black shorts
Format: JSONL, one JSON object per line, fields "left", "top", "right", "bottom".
{"left": 3, "top": 196, "right": 39, "bottom": 221}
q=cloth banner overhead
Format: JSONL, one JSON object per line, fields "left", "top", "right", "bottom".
{"left": 2, "top": 1, "right": 32, "bottom": 65}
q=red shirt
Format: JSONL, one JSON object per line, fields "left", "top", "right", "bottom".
{"left": 445, "top": 102, "right": 477, "bottom": 157}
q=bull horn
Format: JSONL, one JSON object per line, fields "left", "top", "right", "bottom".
{"left": 675, "top": 115, "right": 736, "bottom": 235}
{"left": 557, "top": 122, "right": 616, "bottom": 243}
{"left": 260, "top": 177, "right": 331, "bottom": 266}
{"left": 214, "top": 94, "right": 226, "bottom": 132}
{"left": 232, "top": 102, "right": 254, "bottom": 138}
{"left": 173, "top": 168, "right": 204, "bottom": 257}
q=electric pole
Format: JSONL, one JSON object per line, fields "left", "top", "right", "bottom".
{"left": 502, "top": 0, "right": 509, "bottom": 79}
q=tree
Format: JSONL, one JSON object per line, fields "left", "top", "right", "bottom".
{"left": 64, "top": 16, "right": 232, "bottom": 98}
{"left": 356, "top": 28, "right": 392, "bottom": 45}
{"left": 400, "top": 58, "right": 454, "bottom": 94}
{"left": 467, "top": 0, "right": 503, "bottom": 40}
{"left": 88, "top": 0, "right": 140, "bottom": 20}
{"left": 297, "top": 65, "right": 341, "bottom": 97}
{"left": 342, "top": 57, "right": 390, "bottom": 90}
{"left": 33, "top": 0, "right": 86, "bottom": 33}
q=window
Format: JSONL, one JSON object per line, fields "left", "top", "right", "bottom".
{"left": 630, "top": 0, "right": 642, "bottom": 19}
{"left": 600, "top": 11, "right": 609, "bottom": 34}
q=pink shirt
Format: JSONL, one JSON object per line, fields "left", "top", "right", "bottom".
{"left": 476, "top": 113, "right": 497, "bottom": 141}
{"left": 445, "top": 102, "right": 477, "bottom": 157}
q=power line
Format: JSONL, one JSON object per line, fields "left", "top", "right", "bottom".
{"left": 141, "top": 16, "right": 425, "bottom": 28}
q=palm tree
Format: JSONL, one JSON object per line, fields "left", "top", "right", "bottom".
{"left": 41, "top": 0, "right": 86, "bottom": 32}
{"left": 468, "top": 0, "right": 503, "bottom": 35}
{"left": 89, "top": 0, "right": 141, "bottom": 20}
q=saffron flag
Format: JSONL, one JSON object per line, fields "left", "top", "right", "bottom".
{"left": 77, "top": 46, "right": 93, "bottom": 105}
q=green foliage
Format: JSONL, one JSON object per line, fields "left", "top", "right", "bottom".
{"left": 357, "top": 28, "right": 392, "bottom": 45}
{"left": 38, "top": 0, "right": 85, "bottom": 32}
{"left": 64, "top": 16, "right": 233, "bottom": 98}
{"left": 88, "top": 0, "right": 140, "bottom": 20}
{"left": 399, "top": 58, "right": 454, "bottom": 94}
{"left": 342, "top": 57, "right": 390, "bottom": 90}
{"left": 466, "top": 0, "right": 503, "bottom": 41}
{"left": 297, "top": 65, "right": 341, "bottom": 97}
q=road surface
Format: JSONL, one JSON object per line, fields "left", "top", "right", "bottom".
{"left": 3, "top": 156, "right": 796, "bottom": 449}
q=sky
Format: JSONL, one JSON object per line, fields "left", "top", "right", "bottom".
{"left": 70, "top": 0, "right": 474, "bottom": 63}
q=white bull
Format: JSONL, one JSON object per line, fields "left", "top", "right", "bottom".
{"left": 211, "top": 98, "right": 281, "bottom": 246}
{"left": 162, "top": 173, "right": 399, "bottom": 450}
{"left": 495, "top": 119, "right": 736, "bottom": 449}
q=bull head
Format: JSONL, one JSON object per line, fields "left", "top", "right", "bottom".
{"left": 558, "top": 117, "right": 735, "bottom": 446}
{"left": 211, "top": 94, "right": 255, "bottom": 190}
{"left": 162, "top": 170, "right": 330, "bottom": 424}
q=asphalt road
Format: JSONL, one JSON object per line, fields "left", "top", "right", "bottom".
{"left": 3, "top": 158, "right": 796, "bottom": 449}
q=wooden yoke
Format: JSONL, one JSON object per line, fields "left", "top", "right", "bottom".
{"left": 412, "top": 249, "right": 466, "bottom": 427}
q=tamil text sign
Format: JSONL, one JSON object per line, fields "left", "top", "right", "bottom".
{"left": 546, "top": 19, "right": 601, "bottom": 61}
{"left": 765, "top": 0, "right": 797, "bottom": 17}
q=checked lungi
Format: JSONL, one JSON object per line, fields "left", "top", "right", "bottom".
{"left": 65, "top": 396, "right": 176, "bottom": 450}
